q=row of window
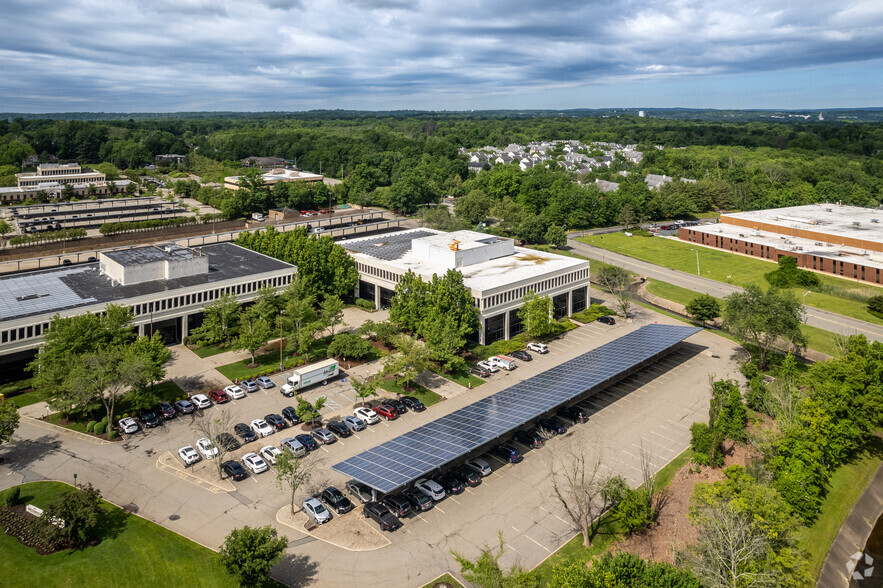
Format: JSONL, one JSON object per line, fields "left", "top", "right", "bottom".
{"left": 812, "top": 256, "right": 881, "bottom": 283}
{"left": 356, "top": 262, "right": 401, "bottom": 285}
{"left": 481, "top": 268, "right": 590, "bottom": 310}
{"left": 20, "top": 175, "right": 104, "bottom": 187}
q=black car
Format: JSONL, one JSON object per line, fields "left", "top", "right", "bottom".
{"left": 321, "top": 486, "right": 354, "bottom": 514}
{"left": 384, "top": 398, "right": 407, "bottom": 414}
{"left": 363, "top": 502, "right": 402, "bottom": 531}
{"left": 154, "top": 401, "right": 176, "bottom": 420}
{"left": 436, "top": 473, "right": 464, "bottom": 495}
{"left": 402, "top": 488, "right": 434, "bottom": 512}
{"left": 514, "top": 428, "right": 545, "bottom": 448}
{"left": 295, "top": 434, "right": 319, "bottom": 451}
{"left": 451, "top": 466, "right": 482, "bottom": 488}
{"left": 215, "top": 433, "right": 241, "bottom": 451}
{"left": 510, "top": 350, "right": 533, "bottom": 362}
{"left": 493, "top": 443, "right": 523, "bottom": 464}
{"left": 401, "top": 396, "right": 426, "bottom": 412}
{"left": 469, "top": 366, "right": 491, "bottom": 378}
{"left": 326, "top": 421, "right": 352, "bottom": 438}
{"left": 382, "top": 494, "right": 412, "bottom": 518}
{"left": 234, "top": 422, "right": 258, "bottom": 443}
{"left": 538, "top": 417, "right": 568, "bottom": 436}
{"left": 597, "top": 316, "right": 616, "bottom": 325}
{"left": 265, "top": 414, "right": 287, "bottom": 430}
{"left": 557, "top": 405, "right": 589, "bottom": 424}
{"left": 222, "top": 460, "right": 248, "bottom": 481}
{"left": 281, "top": 406, "right": 300, "bottom": 424}
{"left": 137, "top": 409, "right": 161, "bottom": 428}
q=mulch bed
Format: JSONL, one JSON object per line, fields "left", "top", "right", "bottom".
{"left": 0, "top": 505, "right": 89, "bottom": 555}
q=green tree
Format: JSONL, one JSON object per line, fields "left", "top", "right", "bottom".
{"left": 38, "top": 483, "right": 103, "bottom": 548}
{"left": 389, "top": 270, "right": 428, "bottom": 332}
{"left": 69, "top": 346, "right": 152, "bottom": 431}
{"left": 62, "top": 183, "right": 75, "bottom": 199}
{"left": 518, "top": 290, "right": 556, "bottom": 339}
{"left": 326, "top": 332, "right": 374, "bottom": 360}
{"left": 615, "top": 488, "right": 654, "bottom": 535}
{"left": 190, "top": 292, "right": 241, "bottom": 346}
{"left": 425, "top": 269, "right": 479, "bottom": 339}
{"left": 596, "top": 265, "right": 634, "bottom": 318}
{"left": 319, "top": 294, "right": 345, "bottom": 337}
{"left": 219, "top": 525, "right": 288, "bottom": 587}
{"left": 544, "top": 225, "right": 567, "bottom": 249}
{"left": 515, "top": 214, "right": 548, "bottom": 244}
{"left": 868, "top": 295, "right": 883, "bottom": 318}
{"left": 423, "top": 315, "right": 467, "bottom": 372}
{"left": 686, "top": 294, "right": 721, "bottom": 324}
{"left": 248, "top": 286, "right": 280, "bottom": 325}
{"left": 295, "top": 396, "right": 326, "bottom": 426}
{"left": 0, "top": 220, "right": 11, "bottom": 236}
{"left": 451, "top": 532, "right": 535, "bottom": 588}
{"left": 0, "top": 399, "right": 20, "bottom": 446}
{"left": 455, "top": 189, "right": 492, "bottom": 225}
{"left": 382, "top": 335, "right": 430, "bottom": 389}
{"left": 723, "top": 285, "right": 806, "bottom": 370}
{"left": 350, "top": 377, "right": 378, "bottom": 407}
{"left": 238, "top": 317, "right": 273, "bottom": 366}
{"left": 357, "top": 319, "right": 401, "bottom": 348}
{"left": 552, "top": 551, "right": 701, "bottom": 588}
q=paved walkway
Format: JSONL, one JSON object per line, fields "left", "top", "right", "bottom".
{"left": 817, "top": 462, "right": 883, "bottom": 587}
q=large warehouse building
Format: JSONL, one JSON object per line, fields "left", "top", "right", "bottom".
{"left": 679, "top": 204, "right": 883, "bottom": 286}
{"left": 0, "top": 242, "right": 295, "bottom": 381}
{"left": 343, "top": 228, "right": 591, "bottom": 344}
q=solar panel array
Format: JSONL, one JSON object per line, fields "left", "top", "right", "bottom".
{"left": 331, "top": 323, "right": 701, "bottom": 493}
{"left": 0, "top": 269, "right": 96, "bottom": 320}
{"left": 343, "top": 230, "right": 435, "bottom": 261}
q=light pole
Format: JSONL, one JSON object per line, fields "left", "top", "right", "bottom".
{"left": 803, "top": 290, "right": 811, "bottom": 305}
{"left": 278, "top": 309, "right": 285, "bottom": 371}
{"left": 691, "top": 249, "right": 700, "bottom": 276}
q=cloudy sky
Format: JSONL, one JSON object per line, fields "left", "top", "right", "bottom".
{"left": 1, "top": 0, "right": 882, "bottom": 113}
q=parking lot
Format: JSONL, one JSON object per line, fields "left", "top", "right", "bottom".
{"left": 1, "top": 308, "right": 744, "bottom": 587}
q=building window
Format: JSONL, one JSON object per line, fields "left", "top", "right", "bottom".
{"left": 484, "top": 313, "right": 506, "bottom": 344}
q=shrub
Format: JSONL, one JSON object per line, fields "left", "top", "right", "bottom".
{"left": 108, "top": 429, "right": 117, "bottom": 440}
{"left": 122, "top": 413, "right": 129, "bottom": 419}
{"left": 355, "top": 298, "right": 375, "bottom": 310}
{"left": 869, "top": 295, "right": 883, "bottom": 319}
{"left": 690, "top": 422, "right": 722, "bottom": 467}
{"left": 93, "top": 422, "right": 107, "bottom": 435}
{"left": 571, "top": 303, "right": 616, "bottom": 323}
{"left": 3, "top": 486, "right": 20, "bottom": 507}
{"left": 745, "top": 376, "right": 769, "bottom": 413}
{"left": 85, "top": 421, "right": 96, "bottom": 433}
{"left": 616, "top": 488, "right": 654, "bottom": 535}
{"left": 101, "top": 416, "right": 108, "bottom": 423}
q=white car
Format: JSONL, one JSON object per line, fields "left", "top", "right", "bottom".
{"left": 302, "top": 497, "right": 332, "bottom": 525}
{"left": 190, "top": 394, "right": 212, "bottom": 409}
{"left": 527, "top": 342, "right": 549, "bottom": 354}
{"left": 251, "top": 419, "right": 274, "bottom": 437}
{"left": 117, "top": 417, "right": 139, "bottom": 434}
{"left": 477, "top": 360, "right": 499, "bottom": 373}
{"left": 224, "top": 384, "right": 246, "bottom": 400}
{"left": 414, "top": 478, "right": 446, "bottom": 501}
{"left": 465, "top": 457, "right": 492, "bottom": 477}
{"left": 259, "top": 445, "right": 282, "bottom": 465}
{"left": 242, "top": 452, "right": 269, "bottom": 474}
{"left": 353, "top": 407, "right": 379, "bottom": 425}
{"left": 178, "top": 445, "right": 201, "bottom": 465}
{"left": 196, "top": 437, "right": 219, "bottom": 459}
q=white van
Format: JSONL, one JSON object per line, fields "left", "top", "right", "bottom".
{"left": 488, "top": 355, "right": 517, "bottom": 371}
{"left": 251, "top": 212, "right": 264, "bottom": 222}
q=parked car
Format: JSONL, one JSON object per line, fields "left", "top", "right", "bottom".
{"left": 177, "top": 445, "right": 200, "bottom": 465}
{"left": 279, "top": 437, "right": 306, "bottom": 457}
{"left": 208, "top": 389, "right": 230, "bottom": 404}
{"left": 465, "top": 457, "right": 493, "bottom": 477}
{"left": 557, "top": 405, "right": 589, "bottom": 424}
{"left": 281, "top": 406, "right": 300, "bottom": 424}
{"left": 251, "top": 419, "right": 274, "bottom": 437}
{"left": 342, "top": 415, "right": 366, "bottom": 432}
{"left": 510, "top": 350, "right": 532, "bottom": 362}
{"left": 346, "top": 480, "right": 373, "bottom": 504}
{"left": 384, "top": 398, "right": 407, "bottom": 414}
{"left": 354, "top": 407, "right": 379, "bottom": 425}
{"left": 174, "top": 399, "right": 195, "bottom": 414}
{"left": 190, "top": 394, "right": 212, "bottom": 409}
{"left": 260, "top": 445, "right": 282, "bottom": 465}
{"left": 527, "top": 342, "right": 549, "bottom": 354}
{"left": 436, "top": 473, "right": 464, "bottom": 495}
{"left": 382, "top": 494, "right": 412, "bottom": 518}
{"left": 469, "top": 365, "right": 491, "bottom": 378}
{"left": 326, "top": 421, "right": 352, "bottom": 438}
{"left": 215, "top": 432, "right": 241, "bottom": 451}
{"left": 196, "top": 437, "right": 219, "bottom": 459}
{"left": 537, "top": 417, "right": 568, "bottom": 435}
{"left": 295, "top": 434, "right": 319, "bottom": 451}
{"left": 452, "top": 465, "right": 482, "bottom": 487}
{"left": 476, "top": 360, "right": 499, "bottom": 373}
{"left": 234, "top": 422, "right": 258, "bottom": 443}
{"left": 256, "top": 376, "right": 275, "bottom": 389}
{"left": 401, "top": 396, "right": 426, "bottom": 412}
{"left": 117, "top": 417, "right": 139, "bottom": 434}
{"left": 373, "top": 404, "right": 399, "bottom": 421}
{"left": 322, "top": 486, "right": 354, "bottom": 514}
{"left": 264, "top": 413, "right": 287, "bottom": 430}
{"left": 137, "top": 409, "right": 161, "bottom": 428}
{"left": 597, "top": 316, "right": 616, "bottom": 325}
{"left": 222, "top": 460, "right": 248, "bottom": 481}
{"left": 402, "top": 488, "right": 434, "bottom": 512}
{"left": 414, "top": 478, "right": 446, "bottom": 501}
{"left": 241, "top": 379, "right": 259, "bottom": 393}
{"left": 363, "top": 502, "right": 402, "bottom": 531}
{"left": 493, "top": 444, "right": 523, "bottom": 464}
{"left": 155, "top": 401, "right": 176, "bottom": 420}
{"left": 242, "top": 452, "right": 269, "bottom": 474}
{"left": 224, "top": 384, "right": 246, "bottom": 400}
{"left": 514, "top": 428, "right": 545, "bottom": 449}
{"left": 311, "top": 427, "right": 337, "bottom": 445}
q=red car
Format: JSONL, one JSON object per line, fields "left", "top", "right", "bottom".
{"left": 208, "top": 389, "right": 230, "bottom": 404}
{"left": 373, "top": 404, "right": 399, "bottom": 421}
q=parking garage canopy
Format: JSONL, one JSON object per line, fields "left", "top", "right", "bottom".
{"left": 331, "top": 323, "right": 701, "bottom": 494}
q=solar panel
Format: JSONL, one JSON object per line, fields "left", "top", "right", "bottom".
{"left": 331, "top": 323, "right": 701, "bottom": 493}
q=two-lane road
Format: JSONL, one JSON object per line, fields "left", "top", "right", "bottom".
{"left": 569, "top": 238, "right": 883, "bottom": 343}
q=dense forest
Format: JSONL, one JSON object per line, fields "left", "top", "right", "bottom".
{"left": 1, "top": 114, "right": 881, "bottom": 237}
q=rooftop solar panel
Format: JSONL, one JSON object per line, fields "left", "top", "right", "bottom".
{"left": 331, "top": 323, "right": 701, "bottom": 493}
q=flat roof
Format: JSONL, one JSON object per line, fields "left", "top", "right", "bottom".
{"left": 331, "top": 324, "right": 701, "bottom": 493}
{"left": 723, "top": 204, "right": 883, "bottom": 245}
{"left": 103, "top": 244, "right": 196, "bottom": 266}
{"left": 0, "top": 243, "right": 293, "bottom": 324}
{"left": 343, "top": 228, "right": 588, "bottom": 292}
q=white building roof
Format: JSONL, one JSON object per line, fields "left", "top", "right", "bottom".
{"left": 722, "top": 204, "right": 883, "bottom": 246}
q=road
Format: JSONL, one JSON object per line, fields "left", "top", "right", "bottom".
{"left": 568, "top": 238, "right": 883, "bottom": 344}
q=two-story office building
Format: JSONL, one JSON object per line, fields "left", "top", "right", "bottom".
{"left": 1, "top": 163, "right": 131, "bottom": 203}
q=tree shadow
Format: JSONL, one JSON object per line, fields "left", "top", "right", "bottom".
{"left": 271, "top": 552, "right": 319, "bottom": 588}
{"left": 95, "top": 503, "right": 129, "bottom": 541}
{"left": 174, "top": 374, "right": 210, "bottom": 393}
{"left": 0, "top": 434, "right": 62, "bottom": 472}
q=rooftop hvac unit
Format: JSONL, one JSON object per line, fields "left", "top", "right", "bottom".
{"left": 826, "top": 243, "right": 834, "bottom": 247}
{"left": 871, "top": 219, "right": 879, "bottom": 223}
{"left": 825, "top": 207, "right": 833, "bottom": 212}
{"left": 795, "top": 246, "right": 803, "bottom": 251}
{"left": 815, "top": 242, "right": 824, "bottom": 246}
{"left": 852, "top": 221, "right": 861, "bottom": 226}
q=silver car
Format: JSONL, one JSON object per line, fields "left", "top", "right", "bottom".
{"left": 303, "top": 497, "right": 332, "bottom": 525}
{"left": 414, "top": 478, "right": 446, "bottom": 501}
{"left": 311, "top": 427, "right": 336, "bottom": 445}
{"left": 465, "top": 457, "right": 492, "bottom": 477}
{"left": 256, "top": 376, "right": 275, "bottom": 389}
{"left": 342, "top": 415, "right": 366, "bottom": 432}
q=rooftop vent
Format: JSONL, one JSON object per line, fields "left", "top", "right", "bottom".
{"left": 871, "top": 218, "right": 879, "bottom": 223}
{"left": 852, "top": 221, "right": 861, "bottom": 226}
{"left": 824, "top": 207, "right": 833, "bottom": 212}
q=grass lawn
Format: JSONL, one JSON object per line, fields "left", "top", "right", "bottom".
{"left": 11, "top": 389, "right": 43, "bottom": 408}
{"left": 376, "top": 380, "right": 441, "bottom": 407}
{"left": 189, "top": 343, "right": 234, "bottom": 358}
{"left": 0, "top": 481, "right": 238, "bottom": 588}
{"left": 420, "top": 573, "right": 465, "bottom": 588}
{"left": 578, "top": 233, "right": 883, "bottom": 324}
{"left": 796, "top": 436, "right": 883, "bottom": 584}
{"left": 525, "top": 244, "right": 589, "bottom": 260}
{"left": 216, "top": 337, "right": 341, "bottom": 382}
{"left": 432, "top": 365, "right": 485, "bottom": 388}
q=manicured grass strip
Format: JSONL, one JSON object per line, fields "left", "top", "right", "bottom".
{"left": 216, "top": 338, "right": 336, "bottom": 382}
{"left": 801, "top": 324, "right": 843, "bottom": 358}
{"left": 0, "top": 482, "right": 239, "bottom": 588}
{"left": 796, "top": 437, "right": 883, "bottom": 584}
{"left": 420, "top": 573, "right": 465, "bottom": 588}
{"left": 433, "top": 366, "right": 485, "bottom": 388}
{"left": 10, "top": 389, "right": 43, "bottom": 408}
{"left": 190, "top": 343, "right": 233, "bottom": 358}
{"left": 376, "top": 380, "right": 441, "bottom": 407}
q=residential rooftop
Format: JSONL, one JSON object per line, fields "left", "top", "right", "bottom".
{"left": 722, "top": 204, "right": 883, "bottom": 245}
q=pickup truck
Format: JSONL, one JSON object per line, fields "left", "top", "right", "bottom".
{"left": 363, "top": 501, "right": 402, "bottom": 531}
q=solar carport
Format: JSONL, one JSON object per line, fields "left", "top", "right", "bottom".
{"left": 331, "top": 323, "right": 701, "bottom": 495}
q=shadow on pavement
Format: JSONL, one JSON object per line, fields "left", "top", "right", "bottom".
{"left": 0, "top": 434, "right": 62, "bottom": 472}
{"left": 273, "top": 552, "right": 319, "bottom": 588}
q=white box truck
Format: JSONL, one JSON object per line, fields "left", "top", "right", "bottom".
{"left": 488, "top": 355, "right": 517, "bottom": 371}
{"left": 283, "top": 358, "right": 339, "bottom": 396}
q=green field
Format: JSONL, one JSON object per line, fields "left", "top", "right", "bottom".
{"left": 0, "top": 482, "right": 238, "bottom": 588}
{"left": 376, "top": 380, "right": 441, "bottom": 407}
{"left": 579, "top": 233, "right": 883, "bottom": 324}
{"left": 432, "top": 365, "right": 486, "bottom": 388}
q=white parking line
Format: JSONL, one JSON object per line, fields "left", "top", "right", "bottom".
{"left": 416, "top": 514, "right": 428, "bottom": 523}
{"left": 525, "top": 533, "right": 551, "bottom": 553}
{"left": 505, "top": 542, "right": 521, "bottom": 555}
{"left": 352, "top": 434, "right": 361, "bottom": 439}
{"left": 337, "top": 440, "right": 345, "bottom": 446}
{"left": 648, "top": 430, "right": 680, "bottom": 444}
{"left": 450, "top": 497, "right": 462, "bottom": 505}
{"left": 321, "top": 447, "right": 329, "bottom": 453}
{"left": 538, "top": 505, "right": 569, "bottom": 525}
{"left": 435, "top": 506, "right": 446, "bottom": 514}
{"left": 511, "top": 525, "right": 521, "bottom": 533}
